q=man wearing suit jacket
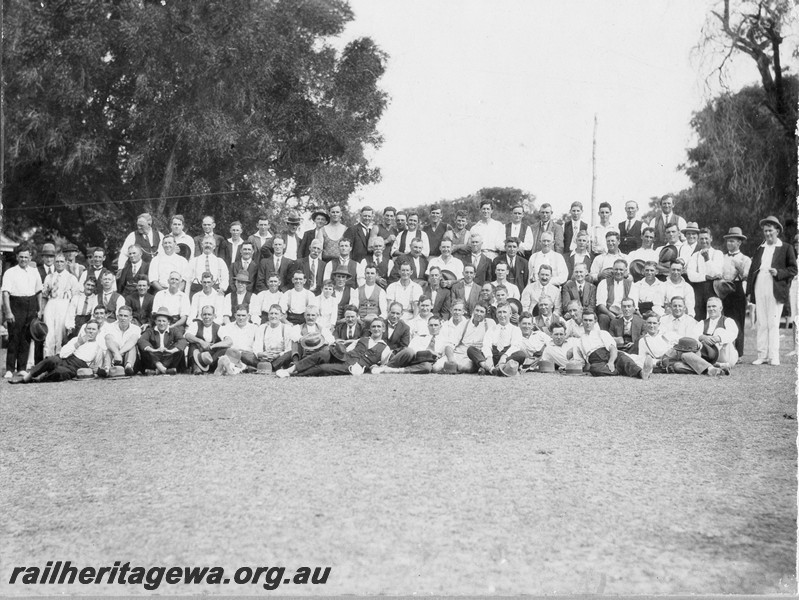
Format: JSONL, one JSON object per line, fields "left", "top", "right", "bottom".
{"left": 254, "top": 237, "right": 295, "bottom": 293}
{"left": 421, "top": 267, "right": 452, "bottom": 320}
{"left": 531, "top": 203, "right": 565, "bottom": 254}
{"left": 389, "top": 238, "right": 429, "bottom": 286}
{"left": 116, "top": 245, "right": 149, "bottom": 297}
{"left": 125, "top": 276, "right": 155, "bottom": 328}
{"left": 618, "top": 200, "right": 644, "bottom": 255}
{"left": 229, "top": 241, "right": 258, "bottom": 293}
{"left": 276, "top": 212, "right": 303, "bottom": 261}
{"left": 450, "top": 264, "right": 482, "bottom": 315}
{"left": 334, "top": 306, "right": 364, "bottom": 342}
{"left": 560, "top": 263, "right": 597, "bottom": 314}
{"left": 492, "top": 238, "right": 529, "bottom": 290}
{"left": 563, "top": 201, "right": 589, "bottom": 254}
{"left": 298, "top": 239, "right": 327, "bottom": 295}
{"left": 217, "top": 221, "right": 246, "bottom": 267}
{"left": 423, "top": 205, "right": 452, "bottom": 257}
{"left": 608, "top": 298, "right": 645, "bottom": 353}
{"left": 383, "top": 301, "right": 411, "bottom": 352}
{"left": 463, "top": 235, "right": 493, "bottom": 286}
{"left": 193, "top": 215, "right": 226, "bottom": 257}
{"left": 344, "top": 206, "right": 375, "bottom": 263}
{"left": 298, "top": 210, "right": 329, "bottom": 259}
{"left": 137, "top": 307, "right": 187, "bottom": 373}
{"left": 248, "top": 216, "right": 274, "bottom": 261}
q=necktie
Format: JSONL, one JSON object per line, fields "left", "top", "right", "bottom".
{"left": 310, "top": 260, "right": 316, "bottom": 284}
{"left": 348, "top": 327, "right": 353, "bottom": 339}
{"left": 81, "top": 296, "right": 89, "bottom": 316}
{"left": 204, "top": 254, "right": 211, "bottom": 276}
{"left": 275, "top": 257, "right": 281, "bottom": 271}
{"left": 578, "top": 285, "right": 583, "bottom": 296}
{"left": 427, "top": 335, "right": 437, "bottom": 351}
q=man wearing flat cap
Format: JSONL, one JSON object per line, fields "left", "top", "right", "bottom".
{"left": 277, "top": 211, "right": 303, "bottom": 261}
{"left": 298, "top": 210, "right": 329, "bottom": 259}
{"left": 720, "top": 227, "right": 751, "bottom": 357}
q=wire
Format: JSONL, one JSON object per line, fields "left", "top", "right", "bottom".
{"left": 5, "top": 189, "right": 259, "bottom": 212}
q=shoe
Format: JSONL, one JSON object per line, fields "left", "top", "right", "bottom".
{"left": 97, "top": 368, "right": 108, "bottom": 378}
{"left": 641, "top": 355, "right": 654, "bottom": 380}
{"left": 124, "top": 365, "right": 135, "bottom": 377}
{"left": 144, "top": 369, "right": 157, "bottom": 376}
{"left": 165, "top": 368, "right": 177, "bottom": 375}
{"left": 275, "top": 369, "right": 290, "bottom": 378}
{"left": 770, "top": 359, "right": 781, "bottom": 366}
{"left": 17, "top": 370, "right": 29, "bottom": 379}
{"left": 752, "top": 358, "right": 767, "bottom": 365}
{"left": 714, "top": 362, "right": 732, "bottom": 375}
{"left": 113, "top": 359, "right": 123, "bottom": 367}
{"left": 706, "top": 366, "right": 723, "bottom": 377}
{"left": 4, "top": 370, "right": 13, "bottom": 379}
{"left": 442, "top": 361, "right": 458, "bottom": 374}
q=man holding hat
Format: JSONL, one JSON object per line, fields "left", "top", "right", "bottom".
{"left": 12, "top": 320, "right": 103, "bottom": 383}
{"left": 218, "top": 305, "right": 259, "bottom": 369}
{"left": 574, "top": 311, "right": 652, "bottom": 379}
{"left": 719, "top": 227, "right": 751, "bottom": 357}
{"left": 184, "top": 306, "right": 227, "bottom": 374}
{"left": 2, "top": 245, "right": 44, "bottom": 378}
{"left": 224, "top": 272, "right": 255, "bottom": 324}
{"left": 686, "top": 228, "right": 724, "bottom": 321}
{"left": 137, "top": 307, "right": 187, "bottom": 374}
{"left": 228, "top": 240, "right": 258, "bottom": 293}
{"left": 100, "top": 305, "right": 141, "bottom": 377}
{"left": 298, "top": 210, "right": 329, "bottom": 259}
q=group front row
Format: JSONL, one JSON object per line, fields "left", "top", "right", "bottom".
{"left": 9, "top": 292, "right": 738, "bottom": 383}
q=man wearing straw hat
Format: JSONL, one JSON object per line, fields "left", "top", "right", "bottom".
{"left": 720, "top": 227, "right": 751, "bottom": 358}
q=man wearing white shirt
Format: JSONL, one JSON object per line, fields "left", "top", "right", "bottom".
{"left": 468, "top": 201, "right": 505, "bottom": 260}
{"left": 596, "top": 259, "right": 637, "bottom": 330}
{"left": 100, "top": 305, "right": 141, "bottom": 376}
{"left": 618, "top": 200, "right": 645, "bottom": 255}
{"left": 2, "top": 246, "right": 44, "bottom": 377}
{"left": 505, "top": 204, "right": 534, "bottom": 256}
{"left": 323, "top": 238, "right": 363, "bottom": 287}
{"left": 659, "top": 297, "right": 700, "bottom": 344}
{"left": 391, "top": 212, "right": 430, "bottom": 258}
{"left": 373, "top": 316, "right": 448, "bottom": 374}
{"left": 188, "top": 239, "right": 230, "bottom": 296}
{"left": 427, "top": 239, "right": 464, "bottom": 282}
{"left": 152, "top": 272, "right": 191, "bottom": 332}
{"left": 720, "top": 227, "right": 752, "bottom": 357}
{"left": 590, "top": 231, "right": 627, "bottom": 282}
{"left": 531, "top": 203, "right": 565, "bottom": 255}
{"left": 14, "top": 320, "right": 103, "bottom": 383}
{"left": 218, "top": 305, "right": 259, "bottom": 368}
{"left": 79, "top": 247, "right": 108, "bottom": 285}
{"left": 250, "top": 275, "right": 283, "bottom": 325}
{"left": 360, "top": 236, "right": 393, "bottom": 290}
{"left": 521, "top": 265, "right": 562, "bottom": 314}
{"left": 356, "top": 265, "right": 388, "bottom": 320}
{"left": 632, "top": 261, "right": 667, "bottom": 315}
{"left": 248, "top": 215, "right": 274, "bottom": 260}
{"left": 432, "top": 302, "right": 493, "bottom": 373}
{"left": 566, "top": 230, "right": 593, "bottom": 279}
{"left": 184, "top": 306, "right": 226, "bottom": 373}
{"left": 221, "top": 221, "right": 245, "bottom": 267}
{"left": 686, "top": 228, "right": 724, "bottom": 321}
{"left": 149, "top": 235, "right": 189, "bottom": 292}
{"left": 590, "top": 202, "right": 619, "bottom": 256}
{"left": 405, "top": 296, "right": 435, "bottom": 339}
{"left": 118, "top": 213, "right": 161, "bottom": 270}
{"left": 467, "top": 302, "right": 523, "bottom": 375}
{"left": 386, "top": 263, "right": 423, "bottom": 321}
{"left": 159, "top": 214, "right": 194, "bottom": 261}
{"left": 648, "top": 195, "right": 687, "bottom": 247}
{"left": 696, "top": 296, "right": 739, "bottom": 367}
{"left": 253, "top": 305, "right": 295, "bottom": 372}
{"left": 627, "top": 227, "right": 659, "bottom": 268}
{"left": 528, "top": 231, "right": 569, "bottom": 286}
{"left": 541, "top": 321, "right": 576, "bottom": 368}
{"left": 280, "top": 272, "right": 317, "bottom": 325}
{"left": 663, "top": 261, "right": 696, "bottom": 316}
{"left": 491, "top": 263, "right": 520, "bottom": 300}
{"left": 507, "top": 312, "right": 550, "bottom": 371}
{"left": 563, "top": 201, "right": 588, "bottom": 255}
{"left": 188, "top": 272, "right": 227, "bottom": 325}
{"left": 656, "top": 223, "right": 684, "bottom": 272}
{"left": 575, "top": 311, "right": 651, "bottom": 379}
{"left": 678, "top": 222, "right": 700, "bottom": 262}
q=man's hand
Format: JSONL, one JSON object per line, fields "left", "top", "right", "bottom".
{"left": 5, "top": 313, "right": 15, "bottom": 324}
{"left": 167, "top": 347, "right": 180, "bottom": 354}
{"left": 606, "top": 360, "right": 616, "bottom": 373}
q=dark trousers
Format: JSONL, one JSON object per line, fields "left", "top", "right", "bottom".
{"left": 6, "top": 295, "right": 38, "bottom": 372}
{"left": 141, "top": 349, "right": 184, "bottom": 370}
{"left": 586, "top": 347, "right": 641, "bottom": 378}
{"left": 466, "top": 344, "right": 510, "bottom": 367}
{"left": 28, "top": 354, "right": 87, "bottom": 382}
{"left": 722, "top": 282, "right": 746, "bottom": 356}
{"left": 187, "top": 344, "right": 227, "bottom": 371}
{"left": 692, "top": 281, "right": 714, "bottom": 321}
{"left": 386, "top": 347, "right": 434, "bottom": 374}
{"left": 293, "top": 347, "right": 350, "bottom": 377}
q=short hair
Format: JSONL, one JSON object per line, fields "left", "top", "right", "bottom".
{"left": 117, "top": 305, "right": 133, "bottom": 316}
{"left": 234, "top": 304, "right": 249, "bottom": 314}
{"left": 625, "top": 200, "right": 639, "bottom": 208}
{"left": 201, "top": 271, "right": 214, "bottom": 280}
{"left": 429, "top": 205, "right": 441, "bottom": 212}
{"left": 665, "top": 222, "right": 680, "bottom": 231}
{"left": 643, "top": 311, "right": 660, "bottom": 321}
{"left": 451, "top": 300, "right": 466, "bottom": 310}
{"left": 566, "top": 299, "right": 582, "bottom": 311}
{"left": 162, "top": 234, "right": 175, "bottom": 244}
{"left": 407, "top": 211, "right": 419, "bottom": 220}
{"left": 519, "top": 311, "right": 534, "bottom": 321}
{"left": 201, "top": 305, "right": 217, "bottom": 314}
{"left": 257, "top": 215, "right": 270, "bottom": 222}
{"left": 493, "top": 284, "right": 508, "bottom": 293}
{"left": 613, "top": 258, "right": 628, "bottom": 268}
{"left": 495, "top": 301, "right": 510, "bottom": 310}
{"left": 550, "top": 322, "right": 566, "bottom": 333}
{"left": 396, "top": 211, "right": 407, "bottom": 219}
{"left": 389, "top": 301, "right": 403, "bottom": 312}
{"left": 570, "top": 201, "right": 583, "bottom": 210}
{"left": 427, "top": 266, "right": 441, "bottom": 275}
{"left": 505, "top": 237, "right": 520, "bottom": 245}
{"left": 342, "top": 304, "right": 358, "bottom": 315}
{"left": 85, "top": 319, "right": 102, "bottom": 329}
{"left": 660, "top": 194, "right": 676, "bottom": 205}
{"left": 641, "top": 226, "right": 655, "bottom": 236}
{"left": 268, "top": 304, "right": 282, "bottom": 313}
{"left": 599, "top": 202, "right": 612, "bottom": 212}
{"left": 582, "top": 310, "right": 597, "bottom": 319}
{"left": 427, "top": 316, "right": 441, "bottom": 325}
{"left": 128, "top": 244, "right": 142, "bottom": 254}
{"left": 670, "top": 295, "right": 685, "bottom": 305}
{"left": 479, "top": 199, "right": 492, "bottom": 209}
{"left": 418, "top": 295, "right": 431, "bottom": 305}
{"left": 370, "top": 317, "right": 385, "bottom": 328}
{"left": 230, "top": 220, "right": 242, "bottom": 228}
{"left": 643, "top": 260, "right": 658, "bottom": 269}
{"left": 605, "top": 231, "right": 620, "bottom": 240}
{"left": 360, "top": 205, "right": 374, "bottom": 213}
{"left": 135, "top": 274, "right": 149, "bottom": 283}
{"left": 137, "top": 213, "right": 152, "bottom": 224}
{"left": 455, "top": 210, "right": 468, "bottom": 219}
{"left": 383, "top": 206, "right": 396, "bottom": 215}
{"left": 322, "top": 279, "right": 334, "bottom": 287}
{"left": 474, "top": 302, "right": 490, "bottom": 313}
{"left": 539, "top": 202, "right": 552, "bottom": 210}
{"left": 538, "top": 264, "right": 553, "bottom": 273}
{"left": 699, "top": 227, "right": 712, "bottom": 237}
{"left": 241, "top": 240, "right": 254, "bottom": 249}
{"left": 707, "top": 296, "right": 722, "bottom": 307}
{"left": 171, "top": 214, "right": 185, "bottom": 225}
{"left": 538, "top": 295, "right": 553, "bottom": 305}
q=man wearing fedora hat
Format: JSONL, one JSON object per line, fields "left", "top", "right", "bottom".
{"left": 137, "top": 307, "right": 187, "bottom": 374}
{"left": 277, "top": 211, "right": 303, "bottom": 261}
{"left": 298, "top": 211, "right": 329, "bottom": 260}
{"left": 184, "top": 305, "right": 227, "bottom": 374}
{"left": 686, "top": 228, "right": 724, "bottom": 321}
{"left": 663, "top": 336, "right": 728, "bottom": 377}
{"left": 276, "top": 317, "right": 391, "bottom": 377}
{"left": 747, "top": 215, "right": 797, "bottom": 365}
{"left": 224, "top": 272, "right": 255, "bottom": 324}
{"left": 720, "top": 226, "right": 751, "bottom": 356}
{"left": 3, "top": 245, "right": 44, "bottom": 378}
{"left": 227, "top": 240, "right": 258, "bottom": 293}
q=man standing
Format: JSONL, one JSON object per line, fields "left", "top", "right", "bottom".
{"left": 450, "top": 210, "right": 472, "bottom": 260}
{"left": 79, "top": 247, "right": 107, "bottom": 285}
{"left": 218, "top": 221, "right": 245, "bottom": 267}
{"left": 649, "top": 195, "right": 687, "bottom": 247}
{"left": 228, "top": 241, "right": 258, "bottom": 293}
{"left": 322, "top": 205, "right": 348, "bottom": 261}
{"left": 386, "top": 263, "right": 423, "bottom": 322}
{"left": 254, "top": 237, "right": 294, "bottom": 293}
{"left": 618, "top": 200, "right": 644, "bottom": 254}
{"left": 2, "top": 245, "right": 44, "bottom": 377}
{"left": 590, "top": 231, "right": 627, "bottom": 283}
{"left": 423, "top": 205, "right": 452, "bottom": 257}
{"left": 279, "top": 211, "right": 303, "bottom": 261}
{"left": 391, "top": 212, "right": 430, "bottom": 257}
{"left": 590, "top": 202, "right": 618, "bottom": 257}
{"left": 663, "top": 261, "right": 696, "bottom": 316}
{"left": 679, "top": 222, "right": 700, "bottom": 262}
{"left": 160, "top": 214, "right": 194, "bottom": 261}
{"left": 504, "top": 204, "right": 534, "bottom": 257}
{"left": 125, "top": 275, "right": 154, "bottom": 328}
{"left": 720, "top": 227, "right": 751, "bottom": 357}
{"left": 344, "top": 206, "right": 375, "bottom": 263}
{"left": 41, "top": 252, "right": 81, "bottom": 356}
{"left": 531, "top": 203, "right": 564, "bottom": 254}
{"left": 193, "top": 215, "right": 226, "bottom": 257}
{"left": 360, "top": 236, "right": 393, "bottom": 290}
{"left": 116, "top": 245, "right": 149, "bottom": 297}
{"left": 686, "top": 227, "right": 724, "bottom": 321}
{"left": 298, "top": 210, "right": 329, "bottom": 259}
{"left": 248, "top": 215, "right": 274, "bottom": 260}
{"left": 187, "top": 239, "right": 230, "bottom": 296}
{"left": 563, "top": 201, "right": 589, "bottom": 255}
{"left": 390, "top": 238, "right": 429, "bottom": 286}
{"left": 96, "top": 270, "right": 125, "bottom": 322}
{"left": 469, "top": 201, "right": 505, "bottom": 260}
{"left": 118, "top": 213, "right": 161, "bottom": 269}
{"left": 357, "top": 265, "right": 388, "bottom": 320}
{"left": 323, "top": 238, "right": 361, "bottom": 289}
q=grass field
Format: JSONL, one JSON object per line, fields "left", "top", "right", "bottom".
{"left": 1, "top": 329, "right": 796, "bottom": 595}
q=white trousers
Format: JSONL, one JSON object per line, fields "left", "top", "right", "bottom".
{"left": 754, "top": 270, "right": 783, "bottom": 360}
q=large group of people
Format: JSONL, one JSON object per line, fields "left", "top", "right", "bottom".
{"left": 2, "top": 197, "right": 796, "bottom": 384}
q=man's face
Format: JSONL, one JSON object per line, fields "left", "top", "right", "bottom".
{"left": 101, "top": 274, "right": 116, "bottom": 291}
{"left": 128, "top": 246, "right": 142, "bottom": 263}
{"left": 136, "top": 217, "right": 149, "bottom": 233}
{"left": 726, "top": 237, "right": 741, "bottom": 253}
{"left": 538, "top": 299, "right": 552, "bottom": 316}
{"left": 645, "top": 317, "right": 660, "bottom": 335}
{"left": 171, "top": 219, "right": 184, "bottom": 235}
{"left": 455, "top": 215, "right": 467, "bottom": 230}
{"left": 511, "top": 206, "right": 524, "bottom": 224}
{"left": 84, "top": 322, "right": 99, "bottom": 341}
{"left": 428, "top": 270, "right": 440, "bottom": 288}
{"left": 576, "top": 233, "right": 589, "bottom": 252}
{"left": 568, "top": 305, "right": 582, "bottom": 321}
{"left": 641, "top": 230, "right": 655, "bottom": 249}
{"left": 257, "top": 219, "right": 270, "bottom": 235}
{"left": 480, "top": 204, "right": 492, "bottom": 220}
{"left": 538, "top": 206, "right": 552, "bottom": 223}
{"left": 480, "top": 284, "right": 493, "bottom": 300}
{"left": 329, "top": 206, "right": 342, "bottom": 223}
{"left": 451, "top": 304, "right": 465, "bottom": 321}
{"left": 202, "top": 275, "right": 214, "bottom": 292}
{"left": 395, "top": 214, "right": 407, "bottom": 231}
{"left": 665, "top": 226, "right": 680, "bottom": 244}
{"left": 371, "top": 238, "right": 385, "bottom": 254}
{"left": 202, "top": 218, "right": 215, "bottom": 234}
{"left": 494, "top": 264, "right": 508, "bottom": 280}
{"left": 505, "top": 241, "right": 518, "bottom": 257}
{"left": 399, "top": 265, "right": 411, "bottom": 281}
{"left": 93, "top": 308, "right": 107, "bottom": 322}
{"left": 241, "top": 244, "right": 254, "bottom": 260}
{"left": 267, "top": 307, "right": 281, "bottom": 324}
{"left": 671, "top": 299, "right": 686, "bottom": 318}
{"left": 168, "top": 273, "right": 182, "bottom": 290}
{"left": 322, "top": 283, "right": 334, "bottom": 297}
{"left": 201, "top": 307, "right": 215, "bottom": 326}
{"left": 272, "top": 238, "right": 285, "bottom": 256}
{"left": 669, "top": 264, "right": 683, "bottom": 282}
{"left": 314, "top": 215, "right": 328, "bottom": 229}
{"left": 612, "top": 263, "right": 626, "bottom": 281}
{"left": 230, "top": 224, "right": 242, "bottom": 239}
{"left": 573, "top": 264, "right": 587, "bottom": 283}
{"left": 54, "top": 256, "right": 67, "bottom": 272}
{"left": 419, "top": 300, "right": 432, "bottom": 317}
{"left": 551, "top": 327, "right": 567, "bottom": 346}
{"left": 540, "top": 234, "right": 553, "bottom": 253}
{"left": 382, "top": 210, "right": 396, "bottom": 227}
{"left": 235, "top": 310, "right": 249, "bottom": 326}
{"left": 463, "top": 266, "right": 475, "bottom": 284}
{"left": 439, "top": 240, "right": 452, "bottom": 258}
{"left": 661, "top": 197, "right": 674, "bottom": 213}
{"left": 407, "top": 215, "right": 419, "bottom": 231}
{"left": 496, "top": 304, "right": 510, "bottom": 325}
{"left": 369, "top": 320, "right": 384, "bottom": 339}
{"left": 598, "top": 207, "right": 611, "bottom": 222}
{"left": 202, "top": 240, "right": 215, "bottom": 255}
{"left": 685, "top": 231, "right": 698, "bottom": 245}
{"left": 388, "top": 304, "right": 402, "bottom": 324}
{"left": 236, "top": 280, "right": 248, "bottom": 293}
{"left": 410, "top": 240, "right": 423, "bottom": 257}
{"left": 84, "top": 280, "right": 97, "bottom": 295}
{"left": 697, "top": 232, "right": 711, "bottom": 250}
{"left": 162, "top": 237, "right": 175, "bottom": 255}
{"left": 287, "top": 220, "right": 299, "bottom": 233}
{"left": 644, "top": 265, "right": 657, "bottom": 282}
{"left": 570, "top": 205, "right": 583, "bottom": 221}
{"left": 135, "top": 279, "right": 149, "bottom": 295}
{"left": 155, "top": 316, "right": 169, "bottom": 331}
{"left": 338, "top": 239, "right": 351, "bottom": 257}
{"left": 470, "top": 237, "right": 483, "bottom": 254}
{"left": 472, "top": 305, "right": 486, "bottom": 323}
{"left": 538, "top": 268, "right": 551, "bottom": 286}
{"left": 91, "top": 251, "right": 105, "bottom": 268}
{"left": 343, "top": 311, "right": 357, "bottom": 326}
{"left": 606, "top": 236, "right": 619, "bottom": 253}
{"left": 624, "top": 203, "right": 638, "bottom": 219}
{"left": 117, "top": 310, "right": 132, "bottom": 328}
{"left": 365, "top": 267, "right": 377, "bottom": 286}
{"left": 39, "top": 252, "right": 53, "bottom": 267}
{"left": 427, "top": 319, "right": 442, "bottom": 336}
{"left": 621, "top": 299, "right": 635, "bottom": 318}
{"left": 520, "top": 317, "right": 534, "bottom": 337}
{"left": 582, "top": 314, "right": 596, "bottom": 332}
{"left": 494, "top": 289, "right": 508, "bottom": 303}
{"left": 430, "top": 208, "right": 442, "bottom": 224}
{"left": 309, "top": 241, "right": 322, "bottom": 259}
{"left": 304, "top": 309, "right": 318, "bottom": 325}
{"left": 267, "top": 276, "right": 280, "bottom": 292}
{"left": 706, "top": 300, "right": 722, "bottom": 319}
{"left": 292, "top": 273, "right": 305, "bottom": 289}
{"left": 334, "top": 274, "right": 348, "bottom": 288}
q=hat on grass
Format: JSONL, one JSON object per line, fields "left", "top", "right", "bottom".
{"left": 537, "top": 360, "right": 556, "bottom": 373}
{"left": 560, "top": 359, "right": 587, "bottom": 376}
{"left": 674, "top": 337, "right": 701, "bottom": 353}
{"left": 193, "top": 349, "right": 214, "bottom": 372}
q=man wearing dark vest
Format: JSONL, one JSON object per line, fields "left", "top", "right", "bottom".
{"left": 697, "top": 296, "right": 739, "bottom": 368}
{"left": 80, "top": 247, "right": 107, "bottom": 285}
{"left": 504, "top": 205, "right": 534, "bottom": 258}
{"left": 720, "top": 227, "right": 751, "bottom": 357}
{"left": 391, "top": 213, "right": 430, "bottom": 257}
{"left": 125, "top": 275, "right": 154, "bottom": 329}
{"left": 356, "top": 265, "right": 387, "bottom": 320}
{"left": 193, "top": 215, "right": 226, "bottom": 257}
{"left": 184, "top": 305, "right": 227, "bottom": 374}
{"left": 334, "top": 305, "right": 363, "bottom": 342}
{"left": 344, "top": 206, "right": 375, "bottom": 263}
{"left": 323, "top": 238, "right": 360, "bottom": 290}
{"left": 618, "top": 200, "right": 644, "bottom": 254}
{"left": 423, "top": 205, "right": 452, "bottom": 257}
{"left": 119, "top": 213, "right": 161, "bottom": 270}
{"left": 97, "top": 270, "right": 124, "bottom": 322}
{"left": 116, "top": 245, "right": 150, "bottom": 297}
{"left": 329, "top": 267, "right": 355, "bottom": 320}
{"left": 276, "top": 318, "right": 391, "bottom": 377}
{"left": 225, "top": 273, "right": 254, "bottom": 323}
{"left": 596, "top": 259, "right": 635, "bottom": 331}
{"left": 298, "top": 238, "right": 327, "bottom": 295}
{"left": 563, "top": 201, "right": 589, "bottom": 256}
{"left": 649, "top": 195, "right": 687, "bottom": 247}
{"left": 360, "top": 236, "right": 393, "bottom": 290}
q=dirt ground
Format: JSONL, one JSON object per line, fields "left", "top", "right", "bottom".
{"left": 1, "top": 329, "right": 796, "bottom": 595}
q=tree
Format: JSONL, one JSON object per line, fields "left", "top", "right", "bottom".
{"left": 3, "top": 0, "right": 388, "bottom": 255}
{"left": 408, "top": 187, "right": 538, "bottom": 226}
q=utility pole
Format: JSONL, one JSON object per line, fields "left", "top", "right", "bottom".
{"left": 590, "top": 114, "right": 597, "bottom": 230}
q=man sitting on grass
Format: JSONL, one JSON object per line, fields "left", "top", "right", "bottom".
{"left": 12, "top": 320, "right": 103, "bottom": 383}
{"left": 137, "top": 307, "right": 187, "bottom": 375}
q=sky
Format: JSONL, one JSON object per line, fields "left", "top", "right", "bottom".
{"left": 336, "top": 0, "right": 770, "bottom": 222}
